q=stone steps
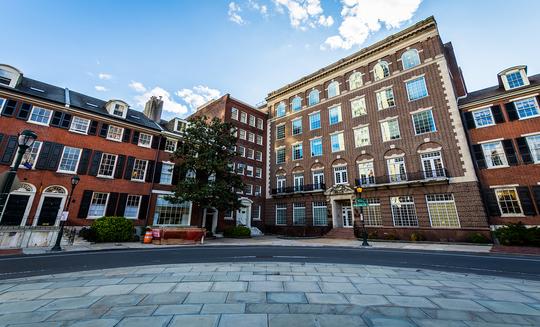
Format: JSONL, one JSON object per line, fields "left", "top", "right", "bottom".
{"left": 324, "top": 228, "right": 356, "bottom": 239}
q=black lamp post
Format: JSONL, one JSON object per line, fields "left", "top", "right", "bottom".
{"left": 51, "top": 175, "right": 80, "bottom": 252}
{"left": 355, "top": 187, "right": 370, "bottom": 247}
{"left": 0, "top": 130, "right": 37, "bottom": 220}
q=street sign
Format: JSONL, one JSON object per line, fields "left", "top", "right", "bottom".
{"left": 353, "top": 198, "right": 368, "bottom": 207}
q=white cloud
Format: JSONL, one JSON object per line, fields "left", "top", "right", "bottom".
{"left": 228, "top": 2, "right": 245, "bottom": 25}
{"left": 135, "top": 87, "right": 189, "bottom": 116}
{"left": 248, "top": 0, "right": 268, "bottom": 16}
{"left": 322, "top": 0, "right": 422, "bottom": 50}
{"left": 98, "top": 73, "right": 112, "bottom": 80}
{"left": 176, "top": 85, "right": 221, "bottom": 111}
{"left": 273, "top": 0, "right": 333, "bottom": 30}
{"left": 129, "top": 81, "right": 147, "bottom": 93}
{"left": 94, "top": 85, "right": 108, "bottom": 92}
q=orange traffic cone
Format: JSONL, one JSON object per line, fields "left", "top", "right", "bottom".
{"left": 143, "top": 230, "right": 153, "bottom": 244}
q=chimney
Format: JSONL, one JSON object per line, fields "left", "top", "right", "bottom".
{"left": 143, "top": 96, "right": 163, "bottom": 122}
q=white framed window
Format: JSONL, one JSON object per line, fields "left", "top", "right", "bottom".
{"left": 257, "top": 117, "right": 264, "bottom": 130}
{"left": 333, "top": 166, "right": 348, "bottom": 185}
{"left": 240, "top": 111, "right": 247, "bottom": 124}
{"left": 160, "top": 162, "right": 174, "bottom": 185}
{"left": 276, "top": 148, "right": 286, "bottom": 164}
{"left": 276, "top": 124, "right": 286, "bottom": 140}
{"left": 358, "top": 161, "right": 375, "bottom": 186}
{"left": 427, "top": 194, "right": 460, "bottom": 228}
{"left": 308, "top": 90, "right": 319, "bottom": 106}
{"left": 354, "top": 126, "right": 370, "bottom": 147}
{"left": 131, "top": 159, "right": 148, "bottom": 182}
{"left": 255, "top": 184, "right": 262, "bottom": 195}
{"left": 310, "top": 137, "right": 323, "bottom": 157}
{"left": 247, "top": 148, "right": 254, "bottom": 159}
{"left": 401, "top": 49, "right": 421, "bottom": 70}
{"left": 88, "top": 192, "right": 109, "bottom": 218}
{"left": 276, "top": 102, "right": 286, "bottom": 117}
{"left": 526, "top": 135, "right": 540, "bottom": 163}
{"left": 351, "top": 97, "right": 366, "bottom": 117}
{"left": 421, "top": 151, "right": 445, "bottom": 178}
{"left": 237, "top": 145, "right": 246, "bottom": 157}
{"left": 97, "top": 153, "right": 117, "bottom": 178}
{"left": 406, "top": 77, "right": 428, "bottom": 101}
{"left": 0, "top": 97, "right": 5, "bottom": 111}
{"left": 153, "top": 196, "right": 191, "bottom": 225}
{"left": 248, "top": 132, "right": 255, "bottom": 143}
{"left": 293, "top": 203, "right": 306, "bottom": 225}
{"left": 57, "top": 146, "right": 82, "bottom": 174}
{"left": 276, "top": 204, "right": 287, "bottom": 225}
{"left": 244, "top": 184, "right": 253, "bottom": 195}
{"left": 107, "top": 125, "right": 124, "bottom": 142}
{"left": 472, "top": 108, "right": 495, "bottom": 127}
{"left": 348, "top": 72, "right": 363, "bottom": 90}
{"left": 391, "top": 196, "right": 418, "bottom": 227}
{"left": 291, "top": 96, "right": 302, "bottom": 111}
{"left": 29, "top": 107, "right": 52, "bottom": 125}
{"left": 19, "top": 141, "right": 42, "bottom": 169}
{"left": 412, "top": 109, "right": 436, "bottom": 134}
{"left": 224, "top": 210, "right": 234, "bottom": 220}
{"left": 381, "top": 118, "right": 401, "bottom": 141}
{"left": 112, "top": 103, "right": 125, "bottom": 117}
{"left": 69, "top": 116, "right": 90, "bottom": 134}
{"left": 236, "top": 163, "right": 245, "bottom": 175}
{"left": 249, "top": 115, "right": 256, "bottom": 127}
{"left": 231, "top": 107, "right": 239, "bottom": 120}
{"left": 309, "top": 112, "right": 321, "bottom": 130}
{"left": 331, "top": 132, "right": 345, "bottom": 152}
{"left": 174, "top": 120, "right": 187, "bottom": 133}
{"left": 246, "top": 165, "right": 254, "bottom": 177}
{"left": 255, "top": 151, "right": 262, "bottom": 161}
{"left": 138, "top": 133, "right": 152, "bottom": 148}
{"left": 276, "top": 176, "right": 286, "bottom": 191}
{"left": 239, "top": 129, "right": 247, "bottom": 140}
{"left": 165, "top": 139, "right": 177, "bottom": 153}
{"left": 376, "top": 88, "right": 395, "bottom": 110}
{"left": 373, "top": 61, "right": 390, "bottom": 81}
{"left": 124, "top": 195, "right": 142, "bottom": 219}
{"left": 293, "top": 173, "right": 304, "bottom": 191}
{"left": 255, "top": 167, "right": 262, "bottom": 178}
{"left": 329, "top": 105, "right": 342, "bottom": 125}
{"left": 292, "top": 143, "right": 303, "bottom": 160}
{"left": 495, "top": 188, "right": 523, "bottom": 216}
{"left": 327, "top": 81, "right": 340, "bottom": 98}
{"left": 365, "top": 198, "right": 382, "bottom": 226}
{"left": 505, "top": 71, "right": 526, "bottom": 89}
{"left": 387, "top": 157, "right": 407, "bottom": 182}
{"left": 251, "top": 205, "right": 261, "bottom": 220}
{"left": 482, "top": 141, "right": 508, "bottom": 168}
{"left": 292, "top": 118, "right": 302, "bottom": 135}
{"left": 312, "top": 170, "right": 324, "bottom": 188}
{"left": 256, "top": 135, "right": 263, "bottom": 145}
{"left": 514, "top": 97, "right": 540, "bottom": 119}
{"left": 312, "top": 202, "right": 328, "bottom": 226}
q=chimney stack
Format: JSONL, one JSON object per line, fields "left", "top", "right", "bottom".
{"left": 143, "top": 96, "right": 163, "bottom": 123}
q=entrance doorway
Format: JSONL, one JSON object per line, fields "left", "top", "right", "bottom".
{"left": 0, "top": 183, "right": 36, "bottom": 226}
{"left": 342, "top": 206, "right": 353, "bottom": 228}
{"left": 202, "top": 208, "right": 218, "bottom": 234}
{"left": 34, "top": 185, "right": 68, "bottom": 227}
{"left": 236, "top": 198, "right": 252, "bottom": 228}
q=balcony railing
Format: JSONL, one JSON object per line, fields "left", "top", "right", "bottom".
{"left": 271, "top": 183, "right": 326, "bottom": 195}
{"left": 355, "top": 169, "right": 448, "bottom": 188}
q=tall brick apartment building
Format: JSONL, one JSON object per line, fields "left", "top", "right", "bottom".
{"left": 189, "top": 94, "right": 267, "bottom": 234}
{"left": 264, "top": 17, "right": 489, "bottom": 241}
{"left": 459, "top": 66, "right": 540, "bottom": 228}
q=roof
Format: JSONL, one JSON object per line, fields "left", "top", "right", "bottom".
{"left": 458, "top": 73, "right": 540, "bottom": 106}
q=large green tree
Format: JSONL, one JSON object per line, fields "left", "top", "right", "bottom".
{"left": 168, "top": 116, "right": 244, "bottom": 222}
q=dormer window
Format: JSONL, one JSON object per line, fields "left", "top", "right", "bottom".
{"left": 113, "top": 103, "right": 125, "bottom": 117}
{"left": 499, "top": 66, "right": 530, "bottom": 91}
{"left": 0, "top": 64, "right": 23, "bottom": 88}
{"left": 175, "top": 119, "right": 187, "bottom": 133}
{"left": 505, "top": 71, "right": 525, "bottom": 89}
{"left": 105, "top": 100, "right": 129, "bottom": 119}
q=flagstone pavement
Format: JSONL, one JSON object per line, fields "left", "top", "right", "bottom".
{"left": 1, "top": 262, "right": 540, "bottom": 327}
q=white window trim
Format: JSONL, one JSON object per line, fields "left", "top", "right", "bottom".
{"left": 87, "top": 192, "right": 110, "bottom": 219}
{"left": 481, "top": 141, "right": 509, "bottom": 169}
{"left": 131, "top": 159, "right": 148, "bottom": 182}
{"left": 17, "top": 141, "right": 43, "bottom": 170}
{"left": 515, "top": 97, "right": 540, "bottom": 120}
{"left": 495, "top": 187, "right": 525, "bottom": 217}
{"left": 69, "top": 116, "right": 91, "bottom": 135}
{"left": 164, "top": 138, "right": 178, "bottom": 153}
{"left": 160, "top": 162, "right": 175, "bottom": 185}
{"left": 28, "top": 106, "right": 52, "bottom": 126}
{"left": 97, "top": 154, "right": 118, "bottom": 179}
{"left": 106, "top": 125, "right": 124, "bottom": 142}
{"left": 426, "top": 194, "right": 461, "bottom": 228}
{"left": 412, "top": 109, "right": 437, "bottom": 135}
{"left": 353, "top": 125, "right": 371, "bottom": 148}
{"left": 252, "top": 205, "right": 261, "bottom": 220}
{"left": 124, "top": 195, "right": 142, "bottom": 219}
{"left": 56, "top": 147, "right": 82, "bottom": 174}
{"left": 138, "top": 133, "right": 153, "bottom": 148}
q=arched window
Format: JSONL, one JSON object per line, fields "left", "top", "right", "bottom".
{"left": 373, "top": 61, "right": 390, "bottom": 81}
{"left": 43, "top": 185, "right": 67, "bottom": 194}
{"left": 308, "top": 90, "right": 320, "bottom": 106}
{"left": 291, "top": 96, "right": 302, "bottom": 111}
{"left": 348, "top": 72, "right": 363, "bottom": 90}
{"left": 327, "top": 81, "right": 340, "bottom": 98}
{"left": 276, "top": 102, "right": 286, "bottom": 117}
{"left": 401, "top": 49, "right": 420, "bottom": 70}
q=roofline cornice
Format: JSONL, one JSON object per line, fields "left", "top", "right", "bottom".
{"left": 459, "top": 84, "right": 540, "bottom": 110}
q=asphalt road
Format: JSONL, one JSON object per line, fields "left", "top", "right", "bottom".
{"left": 1, "top": 246, "right": 540, "bottom": 281}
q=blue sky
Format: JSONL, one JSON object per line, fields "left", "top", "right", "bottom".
{"left": 1, "top": 0, "right": 539, "bottom": 119}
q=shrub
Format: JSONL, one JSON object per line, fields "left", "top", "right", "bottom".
{"left": 495, "top": 222, "right": 540, "bottom": 247}
{"left": 78, "top": 227, "right": 97, "bottom": 242}
{"left": 409, "top": 232, "right": 426, "bottom": 242}
{"left": 382, "top": 232, "right": 398, "bottom": 240}
{"left": 91, "top": 216, "right": 134, "bottom": 243}
{"left": 223, "top": 225, "right": 251, "bottom": 238}
{"left": 468, "top": 232, "right": 491, "bottom": 244}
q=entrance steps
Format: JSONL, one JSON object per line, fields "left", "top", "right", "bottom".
{"left": 324, "top": 228, "right": 356, "bottom": 240}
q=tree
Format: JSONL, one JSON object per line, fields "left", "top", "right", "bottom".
{"left": 168, "top": 116, "right": 244, "bottom": 224}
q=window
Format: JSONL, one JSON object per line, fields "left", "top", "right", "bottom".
{"left": 19, "top": 141, "right": 42, "bottom": 169}
{"left": 358, "top": 161, "right": 375, "bottom": 186}
{"left": 292, "top": 118, "right": 302, "bottom": 135}
{"left": 331, "top": 132, "right": 345, "bottom": 152}
{"left": 526, "top": 135, "right": 540, "bottom": 163}
{"left": 244, "top": 184, "right": 253, "bottom": 195}
{"left": 113, "top": 103, "right": 125, "bottom": 117}
{"left": 138, "top": 133, "right": 152, "bottom": 147}
{"left": 351, "top": 97, "right": 366, "bottom": 117}
{"left": 225, "top": 210, "right": 233, "bottom": 220}
{"left": 406, "top": 77, "right": 428, "bottom": 101}
{"left": 249, "top": 115, "right": 256, "bottom": 127}
{"left": 276, "top": 204, "right": 287, "bottom": 225}
{"left": 240, "top": 111, "right": 247, "bottom": 124}
{"left": 255, "top": 151, "right": 262, "bottom": 161}
{"left": 421, "top": 151, "right": 445, "bottom": 178}
{"left": 381, "top": 118, "right": 401, "bottom": 141}
{"left": 254, "top": 185, "right": 262, "bottom": 196}
{"left": 236, "top": 163, "right": 245, "bottom": 175}
{"left": 313, "top": 170, "right": 324, "bottom": 188}
{"left": 412, "top": 109, "right": 436, "bottom": 134}
{"left": 308, "top": 90, "right": 319, "bottom": 106}
{"left": 231, "top": 107, "right": 239, "bottom": 120}
{"left": 472, "top": 108, "right": 495, "bottom": 127}
{"left": 365, "top": 198, "right": 382, "bottom": 226}
{"left": 329, "top": 106, "right": 342, "bottom": 125}
{"left": 373, "top": 61, "right": 390, "bottom": 81}
{"left": 309, "top": 112, "right": 321, "bottom": 130}
{"left": 237, "top": 146, "right": 245, "bottom": 157}
{"left": 107, "top": 125, "right": 124, "bottom": 142}
{"left": 255, "top": 167, "right": 262, "bottom": 178}
{"left": 165, "top": 139, "right": 177, "bottom": 152}
{"left": 57, "top": 147, "right": 81, "bottom": 173}
{"left": 333, "top": 166, "right": 348, "bottom": 185}
{"left": 482, "top": 141, "right": 508, "bottom": 168}
{"left": 246, "top": 165, "right": 254, "bottom": 177}
{"left": 376, "top": 88, "right": 395, "bottom": 110}
{"left": 153, "top": 195, "right": 191, "bottom": 225}
{"left": 239, "top": 129, "right": 247, "bottom": 140}
{"left": 276, "top": 148, "right": 286, "bottom": 164}
{"left": 69, "top": 116, "right": 90, "bottom": 134}
{"left": 251, "top": 205, "right": 261, "bottom": 220}
{"left": 132, "top": 159, "right": 148, "bottom": 181}
{"left": 387, "top": 157, "right": 407, "bottom": 182}
{"left": 427, "top": 194, "right": 460, "bottom": 227}
{"left": 160, "top": 163, "right": 174, "bottom": 185}
{"left": 276, "top": 176, "right": 286, "bottom": 192}
{"left": 293, "top": 173, "right": 304, "bottom": 192}
{"left": 292, "top": 97, "right": 302, "bottom": 111}
{"left": 276, "top": 124, "right": 286, "bottom": 140}
{"left": 175, "top": 120, "right": 187, "bottom": 133}
{"left": 354, "top": 126, "right": 370, "bottom": 147}
{"left": 293, "top": 203, "right": 305, "bottom": 225}
{"left": 247, "top": 148, "right": 254, "bottom": 159}
{"left": 88, "top": 192, "right": 109, "bottom": 218}
{"left": 124, "top": 195, "right": 141, "bottom": 219}
{"left": 248, "top": 132, "right": 255, "bottom": 143}
{"left": 257, "top": 118, "right": 264, "bottom": 130}
{"left": 98, "top": 154, "right": 117, "bottom": 178}
{"left": 514, "top": 97, "right": 539, "bottom": 119}
{"left": 29, "top": 107, "right": 52, "bottom": 125}
{"left": 310, "top": 138, "right": 323, "bottom": 157}
{"left": 349, "top": 72, "right": 363, "bottom": 90}
{"left": 391, "top": 196, "right": 418, "bottom": 227}
{"left": 495, "top": 188, "right": 523, "bottom": 216}
{"left": 505, "top": 71, "right": 525, "bottom": 89}
{"left": 327, "top": 81, "right": 340, "bottom": 98}
{"left": 292, "top": 143, "right": 303, "bottom": 160}
{"left": 0, "top": 98, "right": 5, "bottom": 111}
{"left": 276, "top": 102, "right": 286, "bottom": 117}
{"left": 312, "top": 202, "right": 327, "bottom": 226}
{"left": 401, "top": 49, "right": 420, "bottom": 70}
{"left": 256, "top": 135, "right": 263, "bottom": 145}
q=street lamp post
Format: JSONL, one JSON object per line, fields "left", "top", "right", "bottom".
{"left": 355, "top": 187, "right": 370, "bottom": 247}
{"left": 0, "top": 130, "right": 38, "bottom": 220}
{"left": 51, "top": 175, "right": 80, "bottom": 252}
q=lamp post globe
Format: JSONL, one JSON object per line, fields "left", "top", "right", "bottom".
{"left": 17, "top": 130, "right": 38, "bottom": 149}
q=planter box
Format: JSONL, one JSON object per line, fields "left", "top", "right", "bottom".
{"left": 150, "top": 227, "right": 205, "bottom": 245}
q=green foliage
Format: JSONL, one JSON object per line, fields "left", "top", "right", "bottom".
{"left": 494, "top": 222, "right": 540, "bottom": 247}
{"left": 78, "top": 227, "right": 97, "bottom": 242}
{"left": 223, "top": 226, "right": 251, "bottom": 238}
{"left": 468, "top": 232, "right": 491, "bottom": 244}
{"left": 91, "top": 216, "right": 134, "bottom": 243}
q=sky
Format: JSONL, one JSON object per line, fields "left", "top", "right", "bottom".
{"left": 1, "top": 0, "right": 539, "bottom": 120}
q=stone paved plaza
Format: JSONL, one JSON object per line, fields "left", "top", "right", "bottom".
{"left": 0, "top": 262, "right": 540, "bottom": 326}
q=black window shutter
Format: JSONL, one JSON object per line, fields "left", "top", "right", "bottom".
{"left": 171, "top": 166, "right": 180, "bottom": 185}
{"left": 517, "top": 187, "right": 537, "bottom": 216}
{"left": 99, "top": 123, "right": 109, "bottom": 138}
{"left": 472, "top": 144, "right": 486, "bottom": 169}
{"left": 159, "top": 137, "right": 166, "bottom": 150}
{"left": 0, "top": 136, "right": 18, "bottom": 165}
{"left": 138, "top": 195, "right": 149, "bottom": 220}
{"left": 16, "top": 103, "right": 32, "bottom": 120}
{"left": 502, "top": 139, "right": 518, "bottom": 166}
{"left": 151, "top": 136, "right": 159, "bottom": 149}
{"left": 88, "top": 151, "right": 103, "bottom": 176}
{"left": 0, "top": 134, "right": 4, "bottom": 148}
{"left": 35, "top": 141, "right": 53, "bottom": 169}
{"left": 1, "top": 100, "right": 17, "bottom": 116}
{"left": 505, "top": 102, "right": 519, "bottom": 121}
{"left": 491, "top": 105, "right": 505, "bottom": 124}
{"left": 114, "top": 155, "right": 126, "bottom": 179}
{"left": 532, "top": 186, "right": 540, "bottom": 214}
{"left": 60, "top": 113, "right": 72, "bottom": 129}
{"left": 145, "top": 160, "right": 155, "bottom": 182}
{"left": 116, "top": 193, "right": 128, "bottom": 216}
{"left": 47, "top": 143, "right": 64, "bottom": 171}
{"left": 105, "top": 192, "right": 119, "bottom": 217}
{"left": 77, "top": 149, "right": 92, "bottom": 175}
{"left": 124, "top": 156, "right": 135, "bottom": 179}
{"left": 516, "top": 137, "right": 533, "bottom": 164}
{"left": 131, "top": 131, "right": 140, "bottom": 144}
{"left": 122, "top": 129, "right": 131, "bottom": 143}
{"left": 88, "top": 121, "right": 99, "bottom": 135}
{"left": 483, "top": 189, "right": 501, "bottom": 216}
{"left": 464, "top": 111, "right": 475, "bottom": 129}
{"left": 50, "top": 111, "right": 63, "bottom": 127}
{"left": 154, "top": 162, "right": 163, "bottom": 183}
{"left": 77, "top": 190, "right": 94, "bottom": 218}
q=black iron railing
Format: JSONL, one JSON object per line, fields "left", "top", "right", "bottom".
{"left": 355, "top": 169, "right": 448, "bottom": 187}
{"left": 271, "top": 183, "right": 326, "bottom": 195}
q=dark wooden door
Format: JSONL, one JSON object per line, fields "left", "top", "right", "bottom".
{"left": 0, "top": 195, "right": 30, "bottom": 226}
{"left": 37, "top": 197, "right": 62, "bottom": 226}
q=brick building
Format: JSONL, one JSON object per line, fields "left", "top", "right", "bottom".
{"left": 264, "top": 17, "right": 489, "bottom": 241}
{"left": 189, "top": 94, "right": 267, "bottom": 234}
{"left": 459, "top": 66, "right": 540, "bottom": 228}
